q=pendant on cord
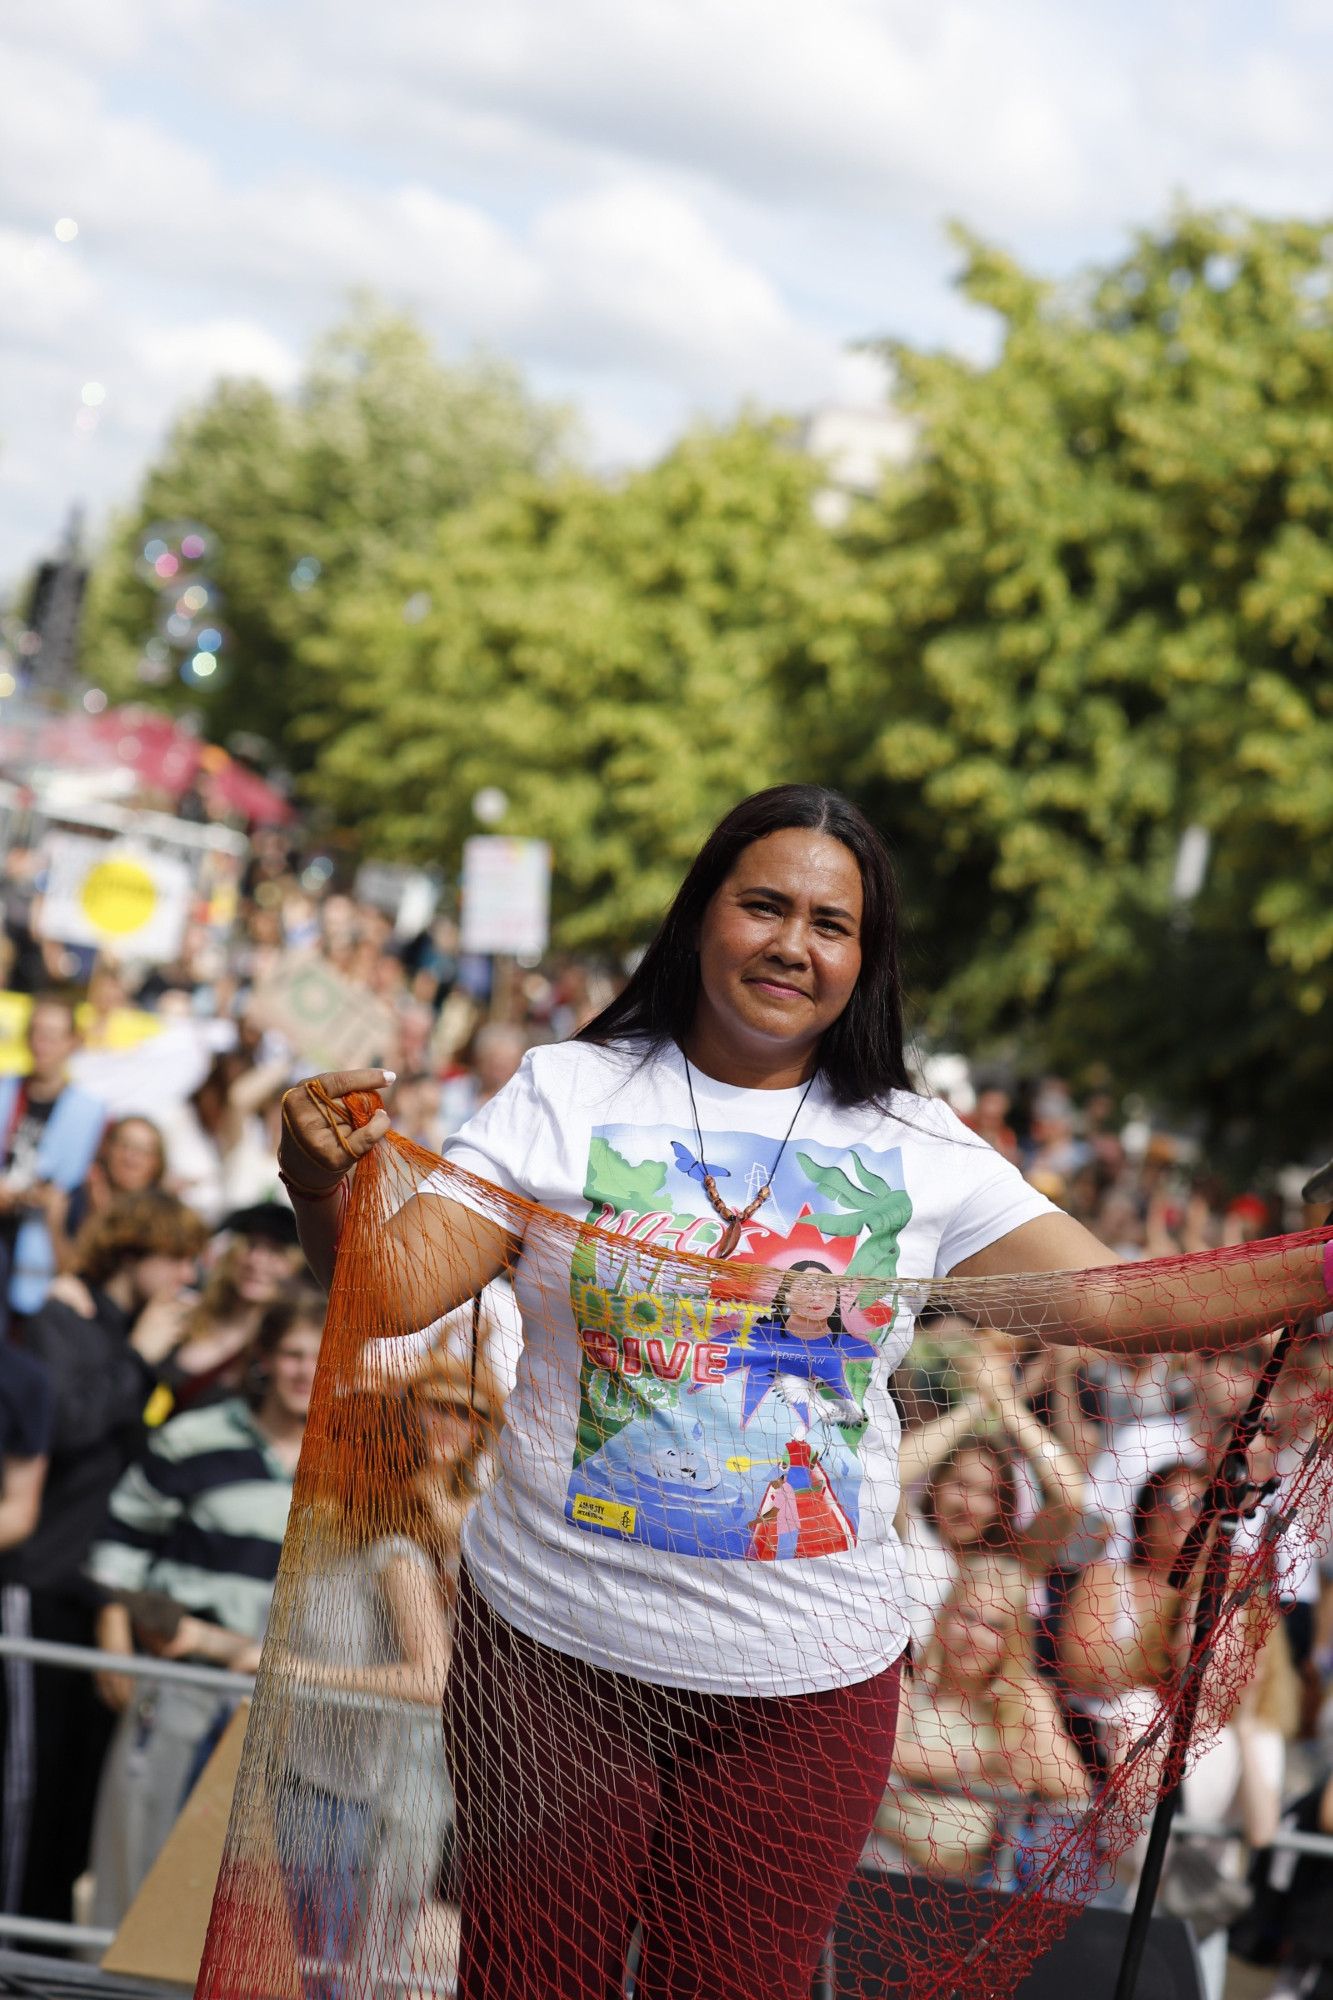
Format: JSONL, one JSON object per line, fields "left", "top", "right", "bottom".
{"left": 702, "top": 1174, "right": 771, "bottom": 1261}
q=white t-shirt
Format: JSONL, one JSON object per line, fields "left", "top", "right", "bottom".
{"left": 427, "top": 1040, "right": 1056, "bottom": 1697}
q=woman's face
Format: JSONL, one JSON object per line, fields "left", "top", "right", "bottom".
{"left": 784, "top": 1268, "right": 841, "bottom": 1325}
{"left": 261, "top": 1324, "right": 322, "bottom": 1422}
{"left": 104, "top": 1120, "right": 163, "bottom": 1193}
{"left": 1141, "top": 1469, "right": 1206, "bottom": 1568}
{"left": 694, "top": 830, "right": 863, "bottom": 1070}
{"left": 933, "top": 1449, "right": 1003, "bottom": 1550}
{"left": 234, "top": 1235, "right": 301, "bottom": 1304}
{"left": 131, "top": 1250, "right": 198, "bottom": 1305}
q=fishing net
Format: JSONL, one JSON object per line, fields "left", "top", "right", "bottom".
{"left": 194, "top": 1093, "right": 1333, "bottom": 2000}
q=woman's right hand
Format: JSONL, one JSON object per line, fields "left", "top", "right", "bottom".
{"left": 129, "top": 1294, "right": 195, "bottom": 1365}
{"left": 278, "top": 1069, "right": 395, "bottom": 1195}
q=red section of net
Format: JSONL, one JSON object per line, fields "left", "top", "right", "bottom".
{"left": 194, "top": 1124, "right": 1333, "bottom": 2000}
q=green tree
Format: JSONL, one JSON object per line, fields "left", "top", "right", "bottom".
{"left": 799, "top": 210, "right": 1333, "bottom": 1160}
{"left": 301, "top": 419, "right": 836, "bottom": 943}
{"left": 80, "top": 301, "right": 568, "bottom": 755}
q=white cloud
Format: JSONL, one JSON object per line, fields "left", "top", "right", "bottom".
{"left": 130, "top": 319, "right": 301, "bottom": 401}
{"left": 4, "top": 0, "right": 1333, "bottom": 585}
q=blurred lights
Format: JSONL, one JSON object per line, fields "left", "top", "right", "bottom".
{"left": 81, "top": 382, "right": 106, "bottom": 407}
{"left": 472, "top": 786, "right": 509, "bottom": 826}
{"left": 190, "top": 651, "right": 218, "bottom": 677}
{"left": 0, "top": 673, "right": 15, "bottom": 699}
{"left": 196, "top": 625, "right": 222, "bottom": 652}
{"left": 180, "top": 533, "right": 208, "bottom": 560}
{"left": 74, "top": 409, "right": 99, "bottom": 434}
{"left": 82, "top": 688, "right": 108, "bottom": 714}
{"left": 154, "top": 552, "right": 180, "bottom": 579}
{"left": 53, "top": 218, "right": 78, "bottom": 242}
{"left": 402, "top": 591, "right": 432, "bottom": 624}
{"left": 290, "top": 555, "right": 321, "bottom": 591}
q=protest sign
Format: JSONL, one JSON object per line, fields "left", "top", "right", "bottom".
{"left": 248, "top": 956, "right": 398, "bottom": 1072}
{"left": 459, "top": 837, "right": 551, "bottom": 957}
{"left": 38, "top": 835, "right": 192, "bottom": 963}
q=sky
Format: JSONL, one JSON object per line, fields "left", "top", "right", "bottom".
{"left": 3, "top": 0, "right": 1333, "bottom": 588}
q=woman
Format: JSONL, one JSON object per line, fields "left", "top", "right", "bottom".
{"left": 273, "top": 1390, "right": 452, "bottom": 2000}
{"left": 346, "top": 1360, "right": 502, "bottom": 1999}
{"left": 898, "top": 1332, "right": 1098, "bottom": 1651}
{"left": 872, "top": 1553, "right": 1090, "bottom": 1882}
{"left": 279, "top": 785, "right": 1332, "bottom": 2000}
{"left": 1056, "top": 1461, "right": 1210, "bottom": 1766}
{"left": 50, "top": 1115, "right": 168, "bottom": 1268}
{"left": 87, "top": 1292, "right": 323, "bottom": 1929}
{"left": 160, "top": 1202, "right": 304, "bottom": 1414}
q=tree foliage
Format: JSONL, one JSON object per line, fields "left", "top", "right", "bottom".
{"left": 80, "top": 301, "right": 568, "bottom": 755}
{"left": 76, "top": 213, "right": 1333, "bottom": 1158}
{"left": 300, "top": 421, "right": 833, "bottom": 942}
{"left": 795, "top": 210, "right": 1333, "bottom": 1156}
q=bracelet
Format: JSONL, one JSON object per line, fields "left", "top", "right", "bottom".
{"left": 277, "top": 1165, "right": 346, "bottom": 1204}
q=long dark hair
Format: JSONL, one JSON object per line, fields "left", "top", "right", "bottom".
{"left": 576, "top": 785, "right": 912, "bottom": 1107}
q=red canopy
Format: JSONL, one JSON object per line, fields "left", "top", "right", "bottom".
{"left": 0, "top": 704, "right": 293, "bottom": 826}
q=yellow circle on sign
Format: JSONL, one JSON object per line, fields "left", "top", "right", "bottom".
{"left": 78, "top": 857, "right": 159, "bottom": 938}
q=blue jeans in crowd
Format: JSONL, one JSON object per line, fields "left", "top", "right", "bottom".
{"left": 274, "top": 1776, "right": 378, "bottom": 2000}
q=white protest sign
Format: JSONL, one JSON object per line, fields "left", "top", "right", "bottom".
{"left": 39, "top": 835, "right": 192, "bottom": 964}
{"left": 459, "top": 837, "right": 551, "bottom": 957}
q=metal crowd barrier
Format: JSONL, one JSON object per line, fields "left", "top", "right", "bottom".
{"left": 3, "top": 1627, "right": 1333, "bottom": 1972}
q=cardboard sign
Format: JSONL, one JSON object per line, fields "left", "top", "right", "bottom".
{"left": 102, "top": 1704, "right": 300, "bottom": 1997}
{"left": 459, "top": 837, "right": 550, "bottom": 957}
{"left": 248, "top": 957, "right": 398, "bottom": 1072}
{"left": 39, "top": 834, "right": 192, "bottom": 964}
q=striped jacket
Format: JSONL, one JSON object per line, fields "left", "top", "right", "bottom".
{"left": 86, "top": 1398, "right": 294, "bottom": 1640}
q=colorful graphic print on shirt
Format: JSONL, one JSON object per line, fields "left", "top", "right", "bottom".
{"left": 563, "top": 1125, "right": 913, "bottom": 1561}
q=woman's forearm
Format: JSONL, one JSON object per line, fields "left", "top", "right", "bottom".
{"left": 289, "top": 1657, "right": 448, "bottom": 1704}
{"left": 951, "top": 1233, "right": 1330, "bottom": 1356}
{"left": 897, "top": 1394, "right": 985, "bottom": 1490}
{"left": 290, "top": 1183, "right": 347, "bottom": 1293}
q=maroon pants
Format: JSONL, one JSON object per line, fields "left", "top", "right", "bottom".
{"left": 443, "top": 1568, "right": 901, "bottom": 2000}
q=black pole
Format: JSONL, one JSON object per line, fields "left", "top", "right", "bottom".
{"left": 1111, "top": 1319, "right": 1299, "bottom": 2000}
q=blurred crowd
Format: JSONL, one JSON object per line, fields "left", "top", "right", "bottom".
{"left": 0, "top": 834, "right": 1329, "bottom": 1999}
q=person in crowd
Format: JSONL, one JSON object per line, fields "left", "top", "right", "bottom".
{"left": 49, "top": 1114, "right": 168, "bottom": 1267}
{"left": 160, "top": 1202, "right": 305, "bottom": 1414}
{"left": 1056, "top": 1461, "right": 1210, "bottom": 1768}
{"left": 85, "top": 1289, "right": 323, "bottom": 1927}
{"left": 156, "top": 1025, "right": 286, "bottom": 1223}
{"left": 335, "top": 1359, "right": 503, "bottom": 2000}
{"left": 409, "top": 1356, "right": 504, "bottom": 1607}
{"left": 873, "top": 1553, "right": 1091, "bottom": 1882}
{"left": 0, "top": 1341, "right": 49, "bottom": 1555}
{"left": 898, "top": 1327, "right": 1097, "bottom": 1651}
{"left": 0, "top": 992, "right": 106, "bottom": 1326}
{"left": 0, "top": 1335, "right": 53, "bottom": 1902}
{"left": 388, "top": 1074, "right": 447, "bottom": 1155}
{"left": 438, "top": 1023, "right": 527, "bottom": 1139}
{"left": 1087, "top": 1344, "right": 1267, "bottom": 1564}
{"left": 1168, "top": 1615, "right": 1297, "bottom": 2000}
{"left": 961, "top": 1077, "right": 1020, "bottom": 1167}
{"left": 273, "top": 1388, "right": 453, "bottom": 2000}
{"left": 0, "top": 1190, "right": 207, "bottom": 1925}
